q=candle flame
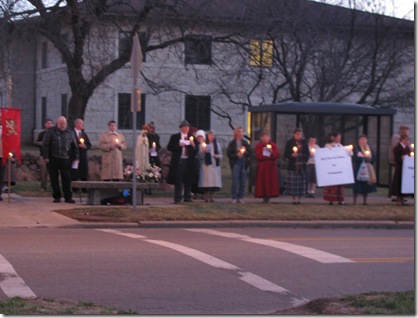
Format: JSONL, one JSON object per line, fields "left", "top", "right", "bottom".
{"left": 346, "top": 145, "right": 353, "bottom": 151}
{"left": 266, "top": 144, "right": 272, "bottom": 149}
{"left": 152, "top": 142, "right": 156, "bottom": 148}
{"left": 202, "top": 142, "right": 207, "bottom": 148}
{"left": 80, "top": 138, "right": 84, "bottom": 144}
{"left": 240, "top": 147, "right": 246, "bottom": 153}
{"left": 115, "top": 138, "right": 119, "bottom": 143}
{"left": 292, "top": 146, "right": 298, "bottom": 153}
{"left": 189, "top": 136, "right": 194, "bottom": 141}
{"left": 410, "top": 152, "right": 414, "bottom": 157}
{"left": 310, "top": 148, "right": 316, "bottom": 153}
{"left": 9, "top": 152, "right": 13, "bottom": 157}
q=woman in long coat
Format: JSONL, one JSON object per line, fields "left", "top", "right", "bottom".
{"left": 254, "top": 132, "right": 280, "bottom": 203}
{"left": 323, "top": 132, "right": 352, "bottom": 205}
{"left": 352, "top": 135, "right": 376, "bottom": 205}
{"left": 284, "top": 128, "right": 309, "bottom": 204}
{"left": 98, "top": 121, "right": 128, "bottom": 181}
{"left": 198, "top": 130, "right": 222, "bottom": 202}
{"left": 390, "top": 134, "right": 411, "bottom": 206}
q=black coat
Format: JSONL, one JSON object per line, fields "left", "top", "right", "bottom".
{"left": 390, "top": 143, "right": 411, "bottom": 196}
{"left": 41, "top": 126, "right": 79, "bottom": 161}
{"left": 284, "top": 138, "right": 309, "bottom": 171}
{"left": 72, "top": 129, "right": 92, "bottom": 180}
{"left": 166, "top": 132, "right": 196, "bottom": 185}
{"left": 226, "top": 139, "right": 251, "bottom": 170}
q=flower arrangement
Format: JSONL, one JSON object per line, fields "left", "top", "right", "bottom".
{"left": 123, "top": 164, "right": 162, "bottom": 183}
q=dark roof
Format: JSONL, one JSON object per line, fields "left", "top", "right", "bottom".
{"left": 248, "top": 102, "right": 396, "bottom": 115}
{"left": 105, "top": 0, "right": 414, "bottom": 33}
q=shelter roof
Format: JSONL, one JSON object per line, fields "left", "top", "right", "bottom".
{"left": 248, "top": 102, "right": 396, "bottom": 115}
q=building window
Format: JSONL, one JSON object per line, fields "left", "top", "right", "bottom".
{"left": 185, "top": 95, "right": 211, "bottom": 130}
{"left": 41, "top": 42, "right": 48, "bottom": 69}
{"left": 61, "top": 94, "right": 68, "bottom": 118}
{"left": 184, "top": 35, "right": 212, "bottom": 65}
{"left": 249, "top": 39, "right": 273, "bottom": 67}
{"left": 119, "top": 31, "right": 147, "bottom": 62}
{"left": 41, "top": 96, "right": 47, "bottom": 126}
{"left": 118, "top": 93, "right": 145, "bottom": 130}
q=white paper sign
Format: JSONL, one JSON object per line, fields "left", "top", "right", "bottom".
{"left": 314, "top": 147, "right": 354, "bottom": 187}
{"left": 262, "top": 147, "right": 271, "bottom": 157}
{"left": 71, "top": 161, "right": 79, "bottom": 169}
{"left": 401, "top": 155, "right": 414, "bottom": 194}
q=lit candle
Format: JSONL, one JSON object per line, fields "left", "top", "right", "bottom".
{"left": 115, "top": 138, "right": 119, "bottom": 144}
{"left": 189, "top": 136, "right": 194, "bottom": 142}
{"left": 292, "top": 146, "right": 298, "bottom": 153}
{"left": 410, "top": 152, "right": 414, "bottom": 157}
{"left": 364, "top": 150, "right": 370, "bottom": 157}
{"left": 346, "top": 145, "right": 353, "bottom": 151}
{"left": 310, "top": 148, "right": 316, "bottom": 154}
{"left": 9, "top": 152, "right": 13, "bottom": 158}
{"left": 266, "top": 144, "right": 272, "bottom": 149}
{"left": 79, "top": 138, "right": 84, "bottom": 144}
{"left": 202, "top": 142, "right": 207, "bottom": 149}
{"left": 240, "top": 147, "right": 246, "bottom": 154}
{"left": 152, "top": 142, "right": 156, "bottom": 148}
{"left": 411, "top": 143, "right": 415, "bottom": 150}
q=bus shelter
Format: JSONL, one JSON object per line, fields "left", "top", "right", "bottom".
{"left": 248, "top": 102, "right": 396, "bottom": 187}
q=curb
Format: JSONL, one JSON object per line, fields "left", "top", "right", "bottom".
{"left": 61, "top": 220, "right": 415, "bottom": 229}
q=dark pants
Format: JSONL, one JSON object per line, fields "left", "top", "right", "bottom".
{"left": 49, "top": 157, "right": 72, "bottom": 201}
{"left": 174, "top": 159, "right": 192, "bottom": 202}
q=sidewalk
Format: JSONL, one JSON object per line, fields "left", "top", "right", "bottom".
{"left": 0, "top": 192, "right": 414, "bottom": 229}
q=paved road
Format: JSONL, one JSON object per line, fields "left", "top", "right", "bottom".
{"left": 0, "top": 227, "right": 413, "bottom": 314}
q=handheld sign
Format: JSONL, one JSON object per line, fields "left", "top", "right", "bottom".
{"left": 401, "top": 155, "right": 414, "bottom": 194}
{"left": 314, "top": 147, "right": 354, "bottom": 187}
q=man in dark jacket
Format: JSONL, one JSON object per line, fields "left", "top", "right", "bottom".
{"left": 35, "top": 118, "right": 54, "bottom": 191}
{"left": 71, "top": 118, "right": 92, "bottom": 192}
{"left": 167, "top": 120, "right": 196, "bottom": 204}
{"left": 41, "top": 116, "right": 79, "bottom": 203}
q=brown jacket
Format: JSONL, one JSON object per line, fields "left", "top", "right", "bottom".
{"left": 98, "top": 131, "right": 127, "bottom": 180}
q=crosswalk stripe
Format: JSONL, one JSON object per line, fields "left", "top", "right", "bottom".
{"left": 97, "top": 229, "right": 309, "bottom": 305}
{"left": 0, "top": 253, "right": 37, "bottom": 299}
{"left": 186, "top": 229, "right": 355, "bottom": 264}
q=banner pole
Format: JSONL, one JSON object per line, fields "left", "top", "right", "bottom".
{"left": 7, "top": 153, "right": 11, "bottom": 203}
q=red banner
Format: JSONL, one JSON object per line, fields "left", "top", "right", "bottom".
{"left": 1, "top": 108, "right": 21, "bottom": 165}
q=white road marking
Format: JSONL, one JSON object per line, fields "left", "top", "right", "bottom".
{"left": 186, "top": 229, "right": 355, "bottom": 264}
{"left": 97, "top": 229, "right": 309, "bottom": 305}
{"left": 0, "top": 253, "right": 37, "bottom": 299}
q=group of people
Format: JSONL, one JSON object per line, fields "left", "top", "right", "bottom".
{"left": 252, "top": 126, "right": 414, "bottom": 206}
{"left": 35, "top": 116, "right": 160, "bottom": 203}
{"left": 0, "top": 114, "right": 413, "bottom": 206}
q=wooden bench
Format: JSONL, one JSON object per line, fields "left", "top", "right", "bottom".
{"left": 71, "top": 181, "right": 160, "bottom": 205}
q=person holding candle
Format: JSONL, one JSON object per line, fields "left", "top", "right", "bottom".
{"left": 227, "top": 127, "right": 251, "bottom": 203}
{"left": 71, "top": 118, "right": 92, "bottom": 192}
{"left": 390, "top": 134, "right": 411, "bottom": 206}
{"left": 352, "top": 135, "right": 376, "bottom": 205}
{"left": 198, "top": 130, "right": 222, "bottom": 202}
{"left": 41, "top": 116, "right": 79, "bottom": 203}
{"left": 98, "top": 120, "right": 127, "bottom": 181}
{"left": 389, "top": 124, "right": 410, "bottom": 202}
{"left": 284, "top": 128, "right": 310, "bottom": 204}
{"left": 147, "top": 122, "right": 161, "bottom": 168}
{"left": 254, "top": 132, "right": 280, "bottom": 203}
{"left": 167, "top": 120, "right": 196, "bottom": 204}
{"left": 35, "top": 118, "right": 54, "bottom": 192}
{"left": 323, "top": 132, "right": 353, "bottom": 205}
{"left": 306, "top": 136, "right": 320, "bottom": 198}
{"left": 191, "top": 130, "right": 206, "bottom": 200}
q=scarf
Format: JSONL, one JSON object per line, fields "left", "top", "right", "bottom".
{"left": 205, "top": 139, "right": 220, "bottom": 166}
